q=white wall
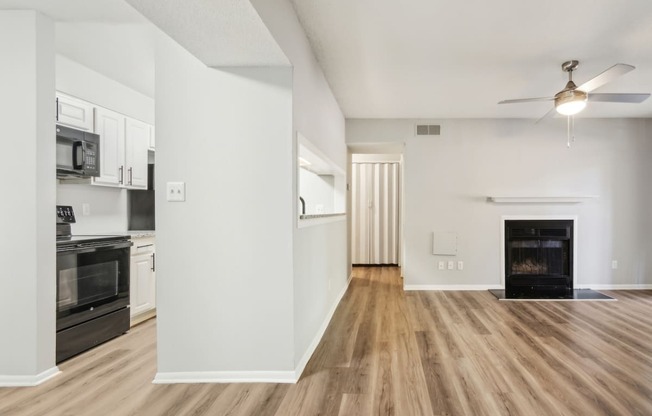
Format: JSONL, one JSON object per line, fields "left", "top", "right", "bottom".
{"left": 56, "top": 184, "right": 128, "bottom": 233}
{"left": 348, "top": 118, "right": 652, "bottom": 289}
{"left": 299, "top": 169, "right": 335, "bottom": 214}
{"left": 0, "top": 11, "right": 57, "bottom": 384}
{"left": 154, "top": 31, "right": 296, "bottom": 379}
{"left": 251, "top": 0, "right": 350, "bottom": 370}
{"left": 55, "top": 54, "right": 154, "bottom": 124}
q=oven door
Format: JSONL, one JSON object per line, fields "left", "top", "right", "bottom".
{"left": 56, "top": 241, "right": 131, "bottom": 331}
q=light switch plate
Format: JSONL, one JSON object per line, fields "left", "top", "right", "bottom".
{"left": 167, "top": 182, "right": 186, "bottom": 202}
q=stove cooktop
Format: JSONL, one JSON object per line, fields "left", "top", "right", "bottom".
{"left": 56, "top": 235, "right": 129, "bottom": 245}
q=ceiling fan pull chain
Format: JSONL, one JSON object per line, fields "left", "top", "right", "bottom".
{"left": 571, "top": 115, "right": 576, "bottom": 143}
{"left": 567, "top": 116, "right": 571, "bottom": 148}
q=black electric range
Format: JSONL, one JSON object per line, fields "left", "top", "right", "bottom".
{"left": 55, "top": 205, "right": 132, "bottom": 363}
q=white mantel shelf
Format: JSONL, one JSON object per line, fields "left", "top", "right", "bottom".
{"left": 487, "top": 196, "right": 598, "bottom": 204}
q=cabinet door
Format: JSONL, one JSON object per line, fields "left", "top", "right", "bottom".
{"left": 125, "top": 118, "right": 149, "bottom": 189}
{"left": 93, "top": 107, "right": 125, "bottom": 186}
{"left": 56, "top": 93, "right": 94, "bottom": 131}
{"left": 130, "top": 252, "right": 155, "bottom": 317}
{"left": 149, "top": 125, "right": 155, "bottom": 150}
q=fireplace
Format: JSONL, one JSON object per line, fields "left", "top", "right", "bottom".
{"left": 504, "top": 219, "right": 573, "bottom": 297}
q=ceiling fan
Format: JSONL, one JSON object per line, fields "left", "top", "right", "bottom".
{"left": 499, "top": 60, "right": 650, "bottom": 119}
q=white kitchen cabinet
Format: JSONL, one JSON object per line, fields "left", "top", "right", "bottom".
{"left": 130, "top": 237, "right": 156, "bottom": 319}
{"left": 93, "top": 107, "right": 125, "bottom": 186}
{"left": 149, "top": 125, "right": 155, "bottom": 150}
{"left": 91, "top": 105, "right": 149, "bottom": 189}
{"left": 125, "top": 118, "right": 149, "bottom": 189}
{"left": 56, "top": 93, "right": 94, "bottom": 131}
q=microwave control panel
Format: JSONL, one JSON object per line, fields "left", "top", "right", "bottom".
{"left": 56, "top": 205, "right": 76, "bottom": 223}
{"left": 84, "top": 143, "right": 97, "bottom": 170}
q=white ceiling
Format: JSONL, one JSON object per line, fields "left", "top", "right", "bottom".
{"left": 0, "top": 0, "right": 157, "bottom": 97}
{"left": 288, "top": 0, "right": 652, "bottom": 119}
{"left": 5, "top": 0, "right": 652, "bottom": 119}
{"left": 0, "top": 0, "right": 289, "bottom": 98}
{"left": 126, "top": 0, "right": 289, "bottom": 67}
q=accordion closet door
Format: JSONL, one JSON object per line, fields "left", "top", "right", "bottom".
{"left": 352, "top": 162, "right": 400, "bottom": 265}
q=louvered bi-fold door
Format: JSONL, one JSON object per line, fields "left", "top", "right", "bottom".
{"left": 351, "top": 163, "right": 400, "bottom": 265}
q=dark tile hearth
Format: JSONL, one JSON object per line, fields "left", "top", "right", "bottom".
{"left": 489, "top": 288, "right": 615, "bottom": 301}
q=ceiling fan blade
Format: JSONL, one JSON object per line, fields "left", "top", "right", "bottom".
{"left": 499, "top": 97, "right": 554, "bottom": 104}
{"left": 535, "top": 107, "right": 557, "bottom": 124}
{"left": 588, "top": 93, "right": 650, "bottom": 103}
{"left": 577, "top": 63, "right": 635, "bottom": 92}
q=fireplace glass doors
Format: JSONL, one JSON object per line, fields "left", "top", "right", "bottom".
{"left": 505, "top": 220, "right": 573, "bottom": 297}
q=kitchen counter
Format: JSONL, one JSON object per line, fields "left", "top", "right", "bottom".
{"left": 104, "top": 230, "right": 156, "bottom": 239}
{"left": 298, "top": 213, "right": 346, "bottom": 228}
{"left": 299, "top": 213, "right": 346, "bottom": 220}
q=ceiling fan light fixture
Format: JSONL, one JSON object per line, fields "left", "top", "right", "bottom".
{"left": 555, "top": 89, "right": 588, "bottom": 116}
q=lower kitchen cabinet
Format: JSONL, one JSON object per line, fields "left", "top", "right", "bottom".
{"left": 130, "top": 237, "right": 156, "bottom": 322}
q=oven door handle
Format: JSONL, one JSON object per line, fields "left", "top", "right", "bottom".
{"left": 57, "top": 240, "right": 133, "bottom": 253}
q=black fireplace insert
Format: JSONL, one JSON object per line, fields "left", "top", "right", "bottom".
{"left": 505, "top": 219, "right": 573, "bottom": 297}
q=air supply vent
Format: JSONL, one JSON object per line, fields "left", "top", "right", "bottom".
{"left": 416, "top": 124, "right": 441, "bottom": 136}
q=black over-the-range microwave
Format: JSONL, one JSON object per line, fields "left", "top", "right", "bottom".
{"left": 56, "top": 125, "right": 100, "bottom": 178}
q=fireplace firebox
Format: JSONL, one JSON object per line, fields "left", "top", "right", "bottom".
{"left": 505, "top": 219, "right": 573, "bottom": 297}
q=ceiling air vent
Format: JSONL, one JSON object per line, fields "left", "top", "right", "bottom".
{"left": 415, "top": 124, "right": 441, "bottom": 136}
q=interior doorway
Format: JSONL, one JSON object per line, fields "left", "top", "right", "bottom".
{"left": 351, "top": 154, "right": 402, "bottom": 265}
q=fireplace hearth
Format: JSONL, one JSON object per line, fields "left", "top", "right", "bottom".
{"left": 505, "top": 219, "right": 573, "bottom": 298}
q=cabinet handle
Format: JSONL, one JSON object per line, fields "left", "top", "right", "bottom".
{"left": 119, "top": 166, "right": 124, "bottom": 184}
{"left": 151, "top": 252, "right": 156, "bottom": 272}
{"left": 128, "top": 167, "right": 133, "bottom": 185}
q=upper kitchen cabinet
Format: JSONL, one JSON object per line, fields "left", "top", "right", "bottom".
{"left": 56, "top": 92, "right": 94, "bottom": 131}
{"left": 93, "top": 107, "right": 125, "bottom": 186}
{"left": 92, "top": 105, "right": 149, "bottom": 190}
{"left": 125, "top": 118, "right": 149, "bottom": 189}
{"left": 149, "top": 126, "right": 155, "bottom": 150}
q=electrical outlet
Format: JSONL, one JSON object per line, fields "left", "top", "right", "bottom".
{"left": 611, "top": 260, "right": 618, "bottom": 269}
{"left": 438, "top": 261, "right": 445, "bottom": 270}
{"left": 82, "top": 203, "right": 90, "bottom": 216}
{"left": 447, "top": 261, "right": 454, "bottom": 270}
{"left": 457, "top": 261, "right": 464, "bottom": 270}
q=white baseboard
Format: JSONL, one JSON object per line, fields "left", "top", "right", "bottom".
{"left": 404, "top": 284, "right": 503, "bottom": 291}
{"left": 153, "top": 370, "right": 296, "bottom": 384}
{"left": 585, "top": 284, "right": 652, "bottom": 290}
{"left": 0, "top": 366, "right": 60, "bottom": 387}
{"left": 293, "top": 272, "right": 353, "bottom": 381}
{"left": 154, "top": 273, "right": 354, "bottom": 385}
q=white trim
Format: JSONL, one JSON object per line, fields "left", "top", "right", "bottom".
{"left": 488, "top": 196, "right": 597, "bottom": 204}
{"left": 404, "top": 284, "right": 503, "bottom": 291}
{"left": 153, "top": 371, "right": 296, "bottom": 384}
{"left": 153, "top": 273, "right": 354, "bottom": 385}
{"left": 585, "top": 284, "right": 652, "bottom": 290}
{"left": 501, "top": 215, "right": 578, "bottom": 286}
{"left": 294, "top": 272, "right": 353, "bottom": 380}
{"left": 0, "top": 366, "right": 60, "bottom": 387}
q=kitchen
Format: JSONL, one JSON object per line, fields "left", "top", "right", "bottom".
{"left": 2, "top": 0, "right": 350, "bottom": 389}
{"left": 53, "top": 5, "right": 158, "bottom": 363}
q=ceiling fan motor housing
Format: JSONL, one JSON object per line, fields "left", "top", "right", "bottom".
{"left": 555, "top": 88, "right": 588, "bottom": 115}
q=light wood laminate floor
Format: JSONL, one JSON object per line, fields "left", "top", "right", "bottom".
{"left": 2, "top": 267, "right": 652, "bottom": 415}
